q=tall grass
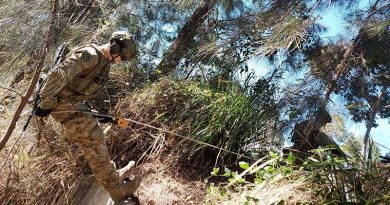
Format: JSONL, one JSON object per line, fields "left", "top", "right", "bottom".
{"left": 130, "top": 78, "right": 282, "bottom": 163}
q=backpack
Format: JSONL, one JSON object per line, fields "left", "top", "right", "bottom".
{"left": 50, "top": 42, "right": 70, "bottom": 71}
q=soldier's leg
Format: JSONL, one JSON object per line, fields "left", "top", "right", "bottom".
{"left": 61, "top": 114, "right": 141, "bottom": 202}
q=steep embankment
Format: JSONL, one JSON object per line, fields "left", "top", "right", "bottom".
{"left": 73, "top": 162, "right": 205, "bottom": 205}
{"left": 1, "top": 78, "right": 213, "bottom": 205}
{"left": 1, "top": 77, "right": 389, "bottom": 205}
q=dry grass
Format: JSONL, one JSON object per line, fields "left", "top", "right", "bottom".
{"left": 207, "top": 178, "right": 322, "bottom": 205}
{"left": 104, "top": 78, "right": 205, "bottom": 174}
{"left": 2, "top": 74, "right": 388, "bottom": 205}
{"left": 135, "top": 161, "right": 206, "bottom": 205}
{"left": 0, "top": 75, "right": 208, "bottom": 205}
{"left": 0, "top": 113, "right": 88, "bottom": 205}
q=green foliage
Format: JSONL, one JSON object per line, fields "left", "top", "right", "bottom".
{"left": 238, "top": 161, "right": 249, "bottom": 170}
{"left": 1, "top": 0, "right": 389, "bottom": 204}
{"left": 301, "top": 148, "right": 389, "bottom": 204}
{"left": 206, "top": 150, "right": 390, "bottom": 205}
{"left": 150, "top": 79, "right": 281, "bottom": 160}
{"left": 205, "top": 152, "right": 295, "bottom": 204}
{"left": 210, "top": 167, "right": 220, "bottom": 176}
{"left": 213, "top": 152, "right": 295, "bottom": 186}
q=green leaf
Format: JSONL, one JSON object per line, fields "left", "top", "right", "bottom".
{"left": 264, "top": 166, "right": 275, "bottom": 174}
{"left": 224, "top": 168, "right": 232, "bottom": 177}
{"left": 220, "top": 187, "right": 227, "bottom": 196}
{"left": 231, "top": 171, "right": 238, "bottom": 178}
{"left": 280, "top": 166, "right": 293, "bottom": 175}
{"left": 269, "top": 151, "right": 278, "bottom": 158}
{"left": 211, "top": 167, "right": 219, "bottom": 176}
{"left": 254, "top": 177, "right": 263, "bottom": 184}
{"left": 239, "top": 161, "right": 250, "bottom": 170}
{"left": 286, "top": 154, "right": 296, "bottom": 164}
{"left": 288, "top": 111, "right": 298, "bottom": 119}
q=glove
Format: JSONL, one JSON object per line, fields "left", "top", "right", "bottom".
{"left": 97, "top": 116, "right": 118, "bottom": 124}
{"left": 35, "top": 107, "right": 52, "bottom": 117}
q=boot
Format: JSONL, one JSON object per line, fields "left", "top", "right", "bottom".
{"left": 108, "top": 175, "right": 142, "bottom": 202}
{"left": 117, "top": 161, "right": 135, "bottom": 182}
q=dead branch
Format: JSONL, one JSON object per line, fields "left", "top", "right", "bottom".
{"left": 0, "top": 0, "right": 60, "bottom": 152}
{"left": 0, "top": 86, "right": 23, "bottom": 98}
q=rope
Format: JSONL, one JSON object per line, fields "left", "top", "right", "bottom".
{"left": 52, "top": 110, "right": 254, "bottom": 160}
{"left": 374, "top": 141, "right": 390, "bottom": 151}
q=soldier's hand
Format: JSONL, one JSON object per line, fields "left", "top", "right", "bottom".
{"left": 97, "top": 116, "right": 117, "bottom": 124}
{"left": 35, "top": 107, "right": 52, "bottom": 117}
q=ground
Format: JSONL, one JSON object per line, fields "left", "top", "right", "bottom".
{"left": 72, "top": 162, "right": 206, "bottom": 205}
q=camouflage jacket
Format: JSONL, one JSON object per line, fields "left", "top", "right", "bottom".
{"left": 39, "top": 44, "right": 110, "bottom": 110}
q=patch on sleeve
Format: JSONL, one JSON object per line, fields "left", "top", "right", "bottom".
{"left": 82, "top": 52, "right": 90, "bottom": 62}
{"left": 80, "top": 47, "right": 99, "bottom": 69}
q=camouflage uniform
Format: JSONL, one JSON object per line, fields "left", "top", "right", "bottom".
{"left": 39, "top": 44, "right": 139, "bottom": 201}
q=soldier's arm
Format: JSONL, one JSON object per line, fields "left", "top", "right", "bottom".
{"left": 87, "top": 93, "right": 110, "bottom": 113}
{"left": 39, "top": 47, "right": 99, "bottom": 109}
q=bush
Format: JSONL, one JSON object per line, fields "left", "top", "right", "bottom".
{"left": 115, "top": 78, "right": 282, "bottom": 166}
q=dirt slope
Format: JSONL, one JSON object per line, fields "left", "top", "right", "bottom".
{"left": 72, "top": 162, "right": 206, "bottom": 205}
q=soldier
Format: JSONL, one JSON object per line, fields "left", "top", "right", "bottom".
{"left": 34, "top": 31, "right": 141, "bottom": 202}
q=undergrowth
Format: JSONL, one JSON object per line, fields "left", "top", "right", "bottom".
{"left": 0, "top": 76, "right": 281, "bottom": 204}
{"left": 3, "top": 77, "right": 387, "bottom": 205}
{"left": 204, "top": 149, "right": 390, "bottom": 205}
{"left": 113, "top": 78, "right": 282, "bottom": 167}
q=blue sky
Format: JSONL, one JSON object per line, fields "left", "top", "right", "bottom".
{"left": 244, "top": 0, "right": 390, "bottom": 155}
{"left": 157, "top": 0, "right": 390, "bottom": 156}
{"left": 318, "top": 1, "right": 390, "bottom": 156}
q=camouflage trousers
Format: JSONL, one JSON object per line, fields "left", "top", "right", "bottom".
{"left": 51, "top": 102, "right": 121, "bottom": 189}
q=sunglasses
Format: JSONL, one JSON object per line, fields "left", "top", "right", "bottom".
{"left": 113, "top": 53, "right": 125, "bottom": 61}
{"left": 120, "top": 53, "right": 126, "bottom": 60}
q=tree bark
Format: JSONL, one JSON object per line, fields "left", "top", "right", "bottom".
{"left": 306, "top": 0, "right": 381, "bottom": 140}
{"left": 319, "top": 0, "right": 380, "bottom": 109}
{"left": 363, "top": 88, "right": 385, "bottom": 161}
{"left": 302, "top": 45, "right": 354, "bottom": 145}
{"left": 321, "top": 46, "right": 354, "bottom": 107}
{"left": 0, "top": 0, "right": 59, "bottom": 152}
{"left": 153, "top": 0, "right": 215, "bottom": 79}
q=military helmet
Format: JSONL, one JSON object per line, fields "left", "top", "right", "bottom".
{"left": 110, "top": 31, "right": 136, "bottom": 61}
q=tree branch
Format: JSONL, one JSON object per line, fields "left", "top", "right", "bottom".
{"left": 0, "top": 0, "right": 59, "bottom": 152}
{"left": 305, "top": 0, "right": 381, "bottom": 148}
{"left": 153, "top": 0, "right": 216, "bottom": 79}
{"left": 0, "top": 86, "right": 23, "bottom": 98}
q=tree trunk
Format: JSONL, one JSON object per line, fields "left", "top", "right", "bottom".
{"left": 0, "top": 0, "right": 59, "bottom": 152}
{"left": 320, "top": 0, "right": 380, "bottom": 108}
{"left": 153, "top": 0, "right": 215, "bottom": 79}
{"left": 363, "top": 88, "right": 385, "bottom": 161}
{"left": 321, "top": 46, "right": 354, "bottom": 107}
{"left": 302, "top": 45, "right": 354, "bottom": 144}
{"left": 306, "top": 0, "right": 380, "bottom": 140}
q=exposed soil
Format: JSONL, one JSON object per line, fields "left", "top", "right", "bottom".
{"left": 74, "top": 162, "right": 206, "bottom": 205}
